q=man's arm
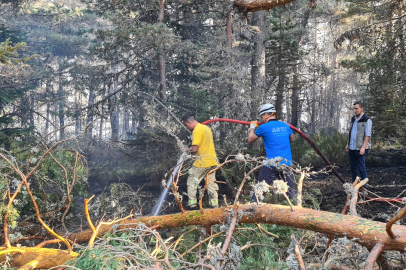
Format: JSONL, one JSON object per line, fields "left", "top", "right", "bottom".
{"left": 360, "top": 137, "right": 369, "bottom": 155}
{"left": 248, "top": 129, "right": 259, "bottom": 143}
{"left": 289, "top": 133, "right": 295, "bottom": 142}
{"left": 185, "top": 145, "right": 199, "bottom": 153}
{"left": 360, "top": 119, "right": 372, "bottom": 155}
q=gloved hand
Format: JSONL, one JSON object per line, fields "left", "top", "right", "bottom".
{"left": 249, "top": 121, "right": 258, "bottom": 130}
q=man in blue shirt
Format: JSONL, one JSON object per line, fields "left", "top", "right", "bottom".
{"left": 345, "top": 101, "right": 372, "bottom": 181}
{"left": 248, "top": 104, "right": 296, "bottom": 199}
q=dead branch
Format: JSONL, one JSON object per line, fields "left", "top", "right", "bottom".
{"left": 23, "top": 181, "right": 72, "bottom": 252}
{"left": 84, "top": 195, "right": 96, "bottom": 233}
{"left": 291, "top": 235, "right": 306, "bottom": 270}
{"left": 349, "top": 178, "right": 368, "bottom": 216}
{"left": 35, "top": 239, "right": 62, "bottom": 248}
{"left": 88, "top": 214, "right": 134, "bottom": 247}
{"left": 61, "top": 152, "right": 80, "bottom": 229}
{"left": 365, "top": 243, "right": 384, "bottom": 270}
{"left": 172, "top": 160, "right": 185, "bottom": 213}
{"left": 256, "top": 223, "right": 279, "bottom": 238}
{"left": 200, "top": 159, "right": 245, "bottom": 211}
{"left": 296, "top": 171, "right": 306, "bottom": 207}
{"left": 386, "top": 204, "right": 406, "bottom": 239}
{"left": 181, "top": 232, "right": 224, "bottom": 257}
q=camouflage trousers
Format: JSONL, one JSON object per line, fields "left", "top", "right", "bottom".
{"left": 187, "top": 166, "right": 219, "bottom": 207}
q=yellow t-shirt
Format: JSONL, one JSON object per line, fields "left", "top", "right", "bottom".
{"left": 192, "top": 123, "right": 218, "bottom": 168}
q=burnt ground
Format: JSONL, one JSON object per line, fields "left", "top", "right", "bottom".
{"left": 85, "top": 147, "right": 406, "bottom": 222}
{"left": 145, "top": 148, "right": 406, "bottom": 220}
{"left": 304, "top": 148, "right": 406, "bottom": 223}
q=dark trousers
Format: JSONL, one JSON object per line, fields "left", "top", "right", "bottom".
{"left": 349, "top": 149, "right": 369, "bottom": 181}
{"left": 254, "top": 166, "right": 296, "bottom": 200}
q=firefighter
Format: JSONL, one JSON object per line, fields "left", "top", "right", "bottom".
{"left": 182, "top": 114, "right": 219, "bottom": 209}
{"left": 248, "top": 104, "right": 296, "bottom": 199}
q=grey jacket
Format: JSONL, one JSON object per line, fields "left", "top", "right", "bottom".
{"left": 348, "top": 114, "right": 372, "bottom": 150}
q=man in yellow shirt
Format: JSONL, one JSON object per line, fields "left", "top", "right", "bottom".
{"left": 182, "top": 115, "right": 219, "bottom": 209}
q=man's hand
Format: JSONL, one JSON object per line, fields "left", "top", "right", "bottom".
{"left": 360, "top": 147, "right": 365, "bottom": 155}
{"left": 249, "top": 121, "right": 259, "bottom": 130}
{"left": 345, "top": 144, "right": 349, "bottom": 152}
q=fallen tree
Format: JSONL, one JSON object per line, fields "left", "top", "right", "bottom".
{"left": 68, "top": 203, "right": 406, "bottom": 251}
{"left": 2, "top": 145, "right": 406, "bottom": 269}
{"left": 235, "top": 0, "right": 299, "bottom": 13}
{"left": 2, "top": 203, "right": 406, "bottom": 268}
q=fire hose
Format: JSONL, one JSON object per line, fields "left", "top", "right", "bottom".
{"left": 202, "top": 119, "right": 404, "bottom": 203}
{"left": 202, "top": 118, "right": 346, "bottom": 184}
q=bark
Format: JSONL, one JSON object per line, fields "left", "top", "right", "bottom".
{"left": 75, "top": 89, "right": 81, "bottom": 135}
{"left": 45, "top": 81, "right": 52, "bottom": 137}
{"left": 275, "top": 13, "right": 285, "bottom": 119}
{"left": 86, "top": 86, "right": 95, "bottom": 140}
{"left": 30, "top": 91, "right": 34, "bottom": 126}
{"left": 311, "top": 26, "right": 317, "bottom": 133}
{"left": 108, "top": 83, "right": 120, "bottom": 141}
{"left": 235, "top": 0, "right": 299, "bottom": 13}
{"left": 122, "top": 108, "right": 130, "bottom": 139}
{"left": 290, "top": 9, "right": 310, "bottom": 127}
{"left": 250, "top": 11, "right": 266, "bottom": 119}
{"left": 66, "top": 204, "right": 406, "bottom": 252}
{"left": 0, "top": 247, "right": 78, "bottom": 269}
{"left": 99, "top": 104, "right": 104, "bottom": 138}
{"left": 158, "top": 52, "right": 166, "bottom": 101}
{"left": 226, "top": 10, "right": 233, "bottom": 49}
{"left": 58, "top": 73, "right": 65, "bottom": 140}
{"left": 291, "top": 63, "right": 300, "bottom": 127}
{"left": 157, "top": 0, "right": 167, "bottom": 101}
{"left": 365, "top": 243, "right": 384, "bottom": 270}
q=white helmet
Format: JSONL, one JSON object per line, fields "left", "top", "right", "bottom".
{"left": 259, "top": 103, "right": 276, "bottom": 116}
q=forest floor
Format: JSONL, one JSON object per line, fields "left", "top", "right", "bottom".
{"left": 78, "top": 148, "right": 406, "bottom": 268}
{"left": 118, "top": 148, "right": 406, "bottom": 221}
{"left": 85, "top": 148, "right": 406, "bottom": 224}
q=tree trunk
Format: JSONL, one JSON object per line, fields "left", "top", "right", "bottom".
{"left": 45, "top": 81, "right": 52, "bottom": 137}
{"left": 99, "top": 104, "right": 104, "bottom": 138}
{"left": 58, "top": 73, "right": 65, "bottom": 140}
{"left": 75, "top": 90, "right": 81, "bottom": 135}
{"left": 250, "top": 11, "right": 266, "bottom": 119}
{"left": 276, "top": 70, "right": 285, "bottom": 119}
{"left": 122, "top": 108, "right": 130, "bottom": 139}
{"left": 108, "top": 88, "right": 120, "bottom": 141}
{"left": 66, "top": 204, "right": 406, "bottom": 253}
{"left": 290, "top": 9, "right": 310, "bottom": 127}
{"left": 86, "top": 86, "right": 95, "bottom": 140}
{"left": 291, "top": 63, "right": 300, "bottom": 127}
{"left": 157, "top": 0, "right": 167, "bottom": 101}
{"left": 235, "top": 0, "right": 299, "bottom": 13}
{"left": 30, "top": 91, "right": 34, "bottom": 126}
{"left": 311, "top": 25, "right": 317, "bottom": 133}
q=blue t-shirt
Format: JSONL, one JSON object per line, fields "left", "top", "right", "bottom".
{"left": 255, "top": 119, "right": 293, "bottom": 165}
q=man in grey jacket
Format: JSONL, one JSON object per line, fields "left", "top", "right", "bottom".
{"left": 345, "top": 101, "right": 372, "bottom": 181}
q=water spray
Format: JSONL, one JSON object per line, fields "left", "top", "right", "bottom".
{"left": 150, "top": 153, "right": 187, "bottom": 216}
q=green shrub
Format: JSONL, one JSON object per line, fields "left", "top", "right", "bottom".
{"left": 292, "top": 129, "right": 348, "bottom": 168}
